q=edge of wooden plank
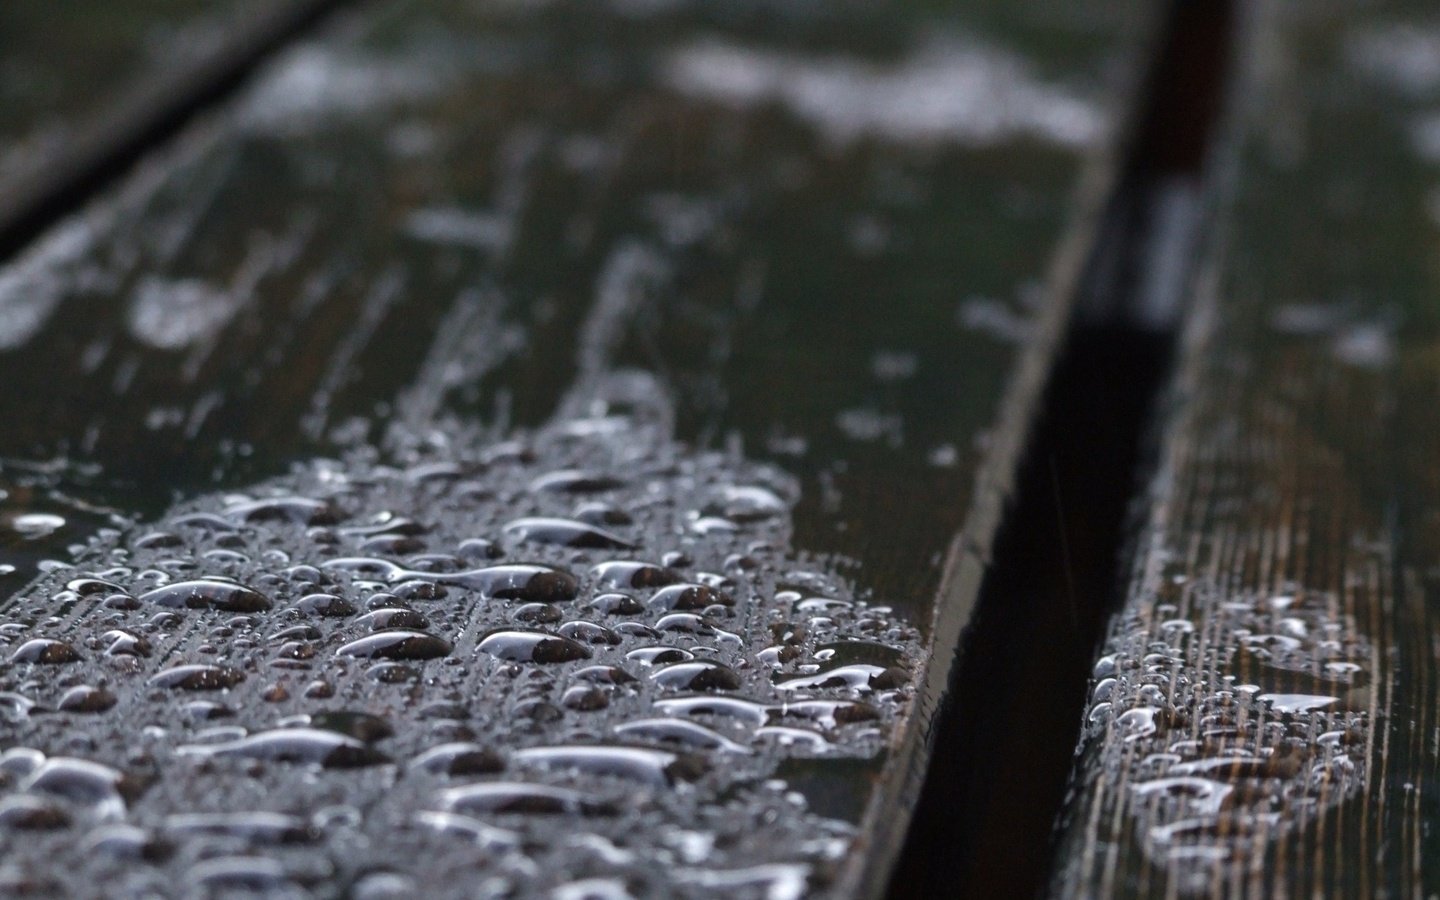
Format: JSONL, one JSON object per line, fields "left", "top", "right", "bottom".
{"left": 0, "top": 0, "right": 349, "bottom": 257}
{"left": 845, "top": 7, "right": 1167, "bottom": 895}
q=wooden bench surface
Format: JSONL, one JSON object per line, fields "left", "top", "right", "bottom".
{"left": 0, "top": 1, "right": 1148, "bottom": 896}
{"left": 1051, "top": 1, "right": 1440, "bottom": 895}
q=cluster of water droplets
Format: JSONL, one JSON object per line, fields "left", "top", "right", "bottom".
{"left": 1083, "top": 571, "right": 1371, "bottom": 890}
{"left": 0, "top": 399, "right": 918, "bottom": 897}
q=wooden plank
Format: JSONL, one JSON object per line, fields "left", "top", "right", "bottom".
{"left": 1052, "top": 1, "right": 1440, "bottom": 895}
{"left": 0, "top": 1, "right": 1149, "bottom": 895}
{"left": 0, "top": 0, "right": 343, "bottom": 250}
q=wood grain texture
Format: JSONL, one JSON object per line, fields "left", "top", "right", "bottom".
{"left": 0, "top": 0, "right": 1149, "bottom": 895}
{"left": 0, "top": 0, "right": 342, "bottom": 246}
{"left": 1052, "top": 2, "right": 1440, "bottom": 896}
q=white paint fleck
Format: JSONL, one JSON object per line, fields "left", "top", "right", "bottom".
{"left": 835, "top": 407, "right": 902, "bottom": 444}
{"left": 871, "top": 350, "right": 917, "bottom": 381}
{"left": 957, "top": 296, "right": 1032, "bottom": 342}
{"left": 11, "top": 513, "right": 65, "bottom": 539}
{"left": 1270, "top": 302, "right": 1345, "bottom": 335}
{"left": 1348, "top": 23, "right": 1440, "bottom": 95}
{"left": 0, "top": 219, "right": 94, "bottom": 350}
{"left": 403, "top": 207, "right": 513, "bottom": 252}
{"left": 663, "top": 38, "right": 1102, "bottom": 147}
{"left": 1258, "top": 693, "right": 1340, "bottom": 714}
{"left": 1332, "top": 322, "right": 1394, "bottom": 368}
{"left": 242, "top": 45, "right": 441, "bottom": 134}
{"left": 1409, "top": 110, "right": 1440, "bottom": 160}
{"left": 126, "top": 277, "right": 240, "bottom": 351}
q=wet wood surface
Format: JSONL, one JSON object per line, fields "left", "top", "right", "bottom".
{"left": 0, "top": 0, "right": 341, "bottom": 248}
{"left": 0, "top": 0, "right": 1148, "bottom": 896}
{"left": 1052, "top": 1, "right": 1440, "bottom": 896}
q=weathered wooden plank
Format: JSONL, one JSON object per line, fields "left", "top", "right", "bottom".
{"left": 0, "top": 1, "right": 1149, "bottom": 895}
{"left": 1052, "top": 1, "right": 1440, "bottom": 895}
{"left": 0, "top": 0, "right": 341, "bottom": 249}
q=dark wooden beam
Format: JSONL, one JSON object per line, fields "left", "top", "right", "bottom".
{"left": 0, "top": 0, "right": 349, "bottom": 257}
{"left": 0, "top": 1, "right": 1151, "bottom": 895}
{"left": 1052, "top": 0, "right": 1440, "bottom": 894}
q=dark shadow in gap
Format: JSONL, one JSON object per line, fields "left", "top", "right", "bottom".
{"left": 886, "top": 0, "right": 1234, "bottom": 896}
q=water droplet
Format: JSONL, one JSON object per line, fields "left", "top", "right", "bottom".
{"left": 1258, "top": 693, "right": 1339, "bottom": 714}
{"left": 649, "top": 584, "right": 733, "bottom": 611}
{"left": 477, "top": 629, "right": 591, "bottom": 663}
{"left": 614, "top": 718, "right": 751, "bottom": 754}
{"left": 584, "top": 592, "right": 645, "bottom": 615}
{"left": 336, "top": 630, "right": 452, "bottom": 660}
{"left": 411, "top": 743, "right": 503, "bottom": 776}
{"left": 139, "top": 579, "right": 271, "bottom": 612}
{"left": 530, "top": 470, "right": 626, "bottom": 493}
{"left": 185, "top": 728, "right": 388, "bottom": 768}
{"left": 650, "top": 661, "right": 742, "bottom": 691}
{"left": 83, "top": 824, "right": 169, "bottom": 860}
{"left": 503, "top": 517, "right": 635, "bottom": 550}
{"left": 165, "top": 812, "right": 313, "bottom": 844}
{"left": 513, "top": 603, "right": 562, "bottom": 624}
{"left": 224, "top": 496, "right": 337, "bottom": 524}
{"left": 653, "top": 695, "right": 771, "bottom": 725}
{"left": 58, "top": 685, "right": 117, "bottom": 713}
{"left": 591, "top": 561, "right": 682, "bottom": 590}
{"left": 12, "top": 513, "right": 66, "bottom": 538}
{"left": 185, "top": 856, "right": 296, "bottom": 893}
{"left": 439, "top": 782, "right": 613, "bottom": 816}
{"left": 356, "top": 608, "right": 430, "bottom": 630}
{"left": 776, "top": 664, "right": 897, "bottom": 692}
{"left": 293, "top": 592, "right": 356, "bottom": 617}
{"left": 102, "top": 630, "right": 152, "bottom": 657}
{"left": 9, "top": 638, "right": 82, "bottom": 664}
{"left": 310, "top": 711, "right": 394, "bottom": 742}
{"left": 149, "top": 664, "right": 245, "bottom": 691}
{"left": 24, "top": 758, "right": 129, "bottom": 814}
{"left": 0, "top": 796, "right": 70, "bottom": 830}
{"left": 558, "top": 621, "right": 622, "bottom": 645}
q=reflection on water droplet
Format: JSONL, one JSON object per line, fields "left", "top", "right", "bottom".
{"left": 411, "top": 742, "right": 503, "bottom": 776}
{"left": 477, "top": 629, "right": 591, "bottom": 663}
{"left": 503, "top": 517, "right": 636, "bottom": 550}
{"left": 224, "top": 496, "right": 337, "bottom": 525}
{"left": 149, "top": 665, "right": 245, "bottom": 691}
{"left": 139, "top": 579, "right": 271, "bottom": 612}
{"left": 0, "top": 795, "right": 71, "bottom": 830}
{"left": 12, "top": 513, "right": 65, "bottom": 538}
{"left": 165, "top": 812, "right": 313, "bottom": 844}
{"left": 58, "top": 685, "right": 117, "bottom": 713}
{"left": 1258, "top": 693, "right": 1339, "bottom": 714}
{"left": 185, "top": 856, "right": 295, "bottom": 893}
{"left": 184, "top": 728, "right": 388, "bottom": 768}
{"left": 530, "top": 470, "right": 626, "bottom": 494}
{"left": 337, "top": 630, "right": 452, "bottom": 660}
{"left": 10, "top": 638, "right": 82, "bottom": 664}
{"left": 650, "top": 660, "right": 742, "bottom": 691}
{"left": 439, "top": 782, "right": 613, "bottom": 816}
{"left": 515, "top": 745, "right": 705, "bottom": 786}
{"left": 614, "top": 718, "right": 752, "bottom": 754}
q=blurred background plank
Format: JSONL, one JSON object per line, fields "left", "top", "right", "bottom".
{"left": 1052, "top": 0, "right": 1440, "bottom": 894}
{"left": 0, "top": 0, "right": 344, "bottom": 253}
{"left": 0, "top": 0, "right": 1151, "bottom": 895}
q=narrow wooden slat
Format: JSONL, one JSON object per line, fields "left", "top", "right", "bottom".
{"left": 0, "top": 1, "right": 1148, "bottom": 895}
{"left": 0, "top": 0, "right": 344, "bottom": 250}
{"left": 1052, "top": 1, "right": 1440, "bottom": 895}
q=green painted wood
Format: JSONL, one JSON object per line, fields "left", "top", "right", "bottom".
{"left": 0, "top": 0, "right": 1149, "bottom": 895}
{"left": 1052, "top": 2, "right": 1440, "bottom": 896}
